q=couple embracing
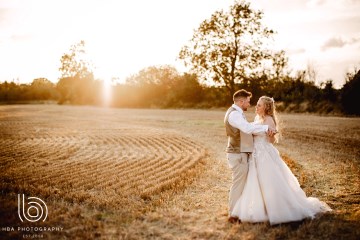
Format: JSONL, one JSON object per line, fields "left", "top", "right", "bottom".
{"left": 224, "top": 89, "right": 331, "bottom": 225}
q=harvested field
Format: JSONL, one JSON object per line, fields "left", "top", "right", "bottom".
{"left": 0, "top": 104, "right": 359, "bottom": 239}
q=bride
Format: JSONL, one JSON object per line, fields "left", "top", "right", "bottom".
{"left": 231, "top": 96, "right": 332, "bottom": 225}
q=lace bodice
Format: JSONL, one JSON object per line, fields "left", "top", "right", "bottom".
{"left": 253, "top": 116, "right": 269, "bottom": 145}
{"left": 254, "top": 133, "right": 268, "bottom": 145}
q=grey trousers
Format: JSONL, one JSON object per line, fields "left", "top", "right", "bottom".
{"left": 227, "top": 152, "right": 249, "bottom": 216}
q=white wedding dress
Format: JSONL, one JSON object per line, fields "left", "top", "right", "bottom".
{"left": 231, "top": 118, "right": 331, "bottom": 225}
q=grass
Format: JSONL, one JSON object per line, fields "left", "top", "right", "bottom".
{"left": 0, "top": 104, "right": 359, "bottom": 239}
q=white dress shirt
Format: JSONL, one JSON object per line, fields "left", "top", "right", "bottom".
{"left": 228, "top": 104, "right": 268, "bottom": 134}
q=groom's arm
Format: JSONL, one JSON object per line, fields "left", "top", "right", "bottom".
{"left": 228, "top": 111, "right": 268, "bottom": 134}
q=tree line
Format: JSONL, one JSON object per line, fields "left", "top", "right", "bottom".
{"left": 0, "top": 0, "right": 359, "bottom": 115}
{"left": 1, "top": 64, "right": 359, "bottom": 115}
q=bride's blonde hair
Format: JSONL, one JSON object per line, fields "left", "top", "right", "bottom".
{"left": 258, "top": 96, "right": 282, "bottom": 142}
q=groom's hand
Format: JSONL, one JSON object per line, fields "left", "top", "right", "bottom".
{"left": 267, "top": 127, "right": 278, "bottom": 137}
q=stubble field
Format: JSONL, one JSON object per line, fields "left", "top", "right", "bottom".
{"left": 0, "top": 104, "right": 359, "bottom": 239}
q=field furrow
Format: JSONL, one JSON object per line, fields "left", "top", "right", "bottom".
{"left": 0, "top": 107, "right": 207, "bottom": 214}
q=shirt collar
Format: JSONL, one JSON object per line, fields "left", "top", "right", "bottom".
{"left": 232, "top": 104, "right": 244, "bottom": 114}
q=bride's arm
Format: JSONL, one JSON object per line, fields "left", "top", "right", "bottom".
{"left": 263, "top": 116, "right": 276, "bottom": 143}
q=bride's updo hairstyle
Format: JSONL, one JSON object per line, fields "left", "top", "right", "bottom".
{"left": 259, "top": 96, "right": 281, "bottom": 142}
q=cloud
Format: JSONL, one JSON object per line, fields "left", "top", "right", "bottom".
{"left": 0, "top": 8, "right": 10, "bottom": 25}
{"left": 321, "top": 37, "right": 360, "bottom": 51}
{"left": 307, "top": 0, "right": 360, "bottom": 6}
{"left": 307, "top": 0, "right": 326, "bottom": 7}
{"left": 350, "top": 37, "right": 360, "bottom": 44}
{"left": 342, "top": 0, "right": 360, "bottom": 4}
{"left": 322, "top": 37, "right": 347, "bottom": 50}
{"left": 286, "top": 48, "right": 306, "bottom": 55}
{"left": 10, "top": 34, "right": 33, "bottom": 42}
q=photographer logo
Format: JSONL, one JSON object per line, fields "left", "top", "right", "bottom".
{"left": 18, "top": 194, "right": 48, "bottom": 222}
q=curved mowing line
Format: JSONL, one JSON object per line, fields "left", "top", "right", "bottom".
{"left": 50, "top": 149, "right": 115, "bottom": 186}
{"left": 0, "top": 119, "right": 208, "bottom": 204}
{"left": 143, "top": 155, "right": 195, "bottom": 184}
{"left": 110, "top": 156, "right": 169, "bottom": 189}
{"left": 116, "top": 156, "right": 176, "bottom": 192}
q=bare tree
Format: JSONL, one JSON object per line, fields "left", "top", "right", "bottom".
{"left": 305, "top": 61, "right": 318, "bottom": 84}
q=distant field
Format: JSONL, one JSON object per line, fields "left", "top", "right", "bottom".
{"left": 0, "top": 105, "right": 359, "bottom": 239}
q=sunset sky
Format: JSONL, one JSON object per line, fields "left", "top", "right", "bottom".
{"left": 0, "top": 0, "right": 359, "bottom": 88}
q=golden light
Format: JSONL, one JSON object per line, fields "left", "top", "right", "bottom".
{"left": 102, "top": 78, "right": 112, "bottom": 107}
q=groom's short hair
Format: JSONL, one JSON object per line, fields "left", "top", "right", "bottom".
{"left": 233, "top": 89, "right": 252, "bottom": 101}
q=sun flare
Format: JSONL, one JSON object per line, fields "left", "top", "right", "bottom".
{"left": 102, "top": 78, "right": 112, "bottom": 107}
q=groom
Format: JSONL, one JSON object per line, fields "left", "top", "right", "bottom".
{"left": 224, "top": 89, "right": 275, "bottom": 223}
